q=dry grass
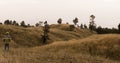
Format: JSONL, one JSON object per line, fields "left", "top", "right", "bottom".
{"left": 42, "top": 34, "right": 120, "bottom": 60}
{"left": 0, "top": 25, "right": 120, "bottom": 63}
{"left": 0, "top": 24, "right": 93, "bottom": 47}
{"left": 0, "top": 34, "right": 120, "bottom": 63}
{"left": 0, "top": 25, "right": 43, "bottom": 47}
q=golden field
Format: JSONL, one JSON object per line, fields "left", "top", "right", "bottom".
{"left": 0, "top": 24, "right": 119, "bottom": 63}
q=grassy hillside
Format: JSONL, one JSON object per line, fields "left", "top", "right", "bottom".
{"left": 0, "top": 24, "right": 93, "bottom": 47}
{"left": 0, "top": 24, "right": 120, "bottom": 63}
{"left": 42, "top": 34, "right": 120, "bottom": 60}
{"left": 0, "top": 34, "right": 120, "bottom": 63}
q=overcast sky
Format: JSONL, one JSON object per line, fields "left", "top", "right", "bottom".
{"left": 0, "top": 0, "right": 120, "bottom": 28}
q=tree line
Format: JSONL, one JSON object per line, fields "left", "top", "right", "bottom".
{"left": 0, "top": 15, "right": 120, "bottom": 34}
{"left": 0, "top": 20, "right": 32, "bottom": 27}
{"left": 56, "top": 15, "right": 120, "bottom": 34}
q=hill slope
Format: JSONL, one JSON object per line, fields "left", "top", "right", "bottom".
{"left": 0, "top": 34, "right": 120, "bottom": 63}
{"left": 0, "top": 24, "right": 93, "bottom": 47}
{"left": 1, "top": 24, "right": 119, "bottom": 63}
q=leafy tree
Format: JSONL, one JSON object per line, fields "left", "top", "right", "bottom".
{"left": 35, "top": 21, "right": 43, "bottom": 27}
{"left": 9, "top": 20, "right": 13, "bottom": 25}
{"left": 118, "top": 23, "right": 120, "bottom": 33}
{"left": 96, "top": 26, "right": 103, "bottom": 34}
{"left": 57, "top": 18, "right": 62, "bottom": 24}
{"left": 90, "top": 15, "right": 95, "bottom": 21}
{"left": 20, "top": 21, "right": 26, "bottom": 27}
{"left": 66, "top": 22, "right": 69, "bottom": 24}
{"left": 84, "top": 24, "right": 87, "bottom": 29}
{"left": 89, "top": 15, "right": 96, "bottom": 31}
{"left": 96, "top": 26, "right": 118, "bottom": 34}
{"left": 0, "top": 23, "right": 2, "bottom": 25}
{"left": 27, "top": 24, "right": 31, "bottom": 27}
{"left": 73, "top": 17, "right": 78, "bottom": 25}
{"left": 4, "top": 20, "right": 10, "bottom": 25}
{"left": 80, "top": 24, "right": 83, "bottom": 29}
{"left": 69, "top": 25, "right": 75, "bottom": 31}
{"left": 16, "top": 23, "right": 19, "bottom": 26}
{"left": 13, "top": 20, "right": 17, "bottom": 25}
{"left": 44, "top": 21, "right": 47, "bottom": 25}
{"left": 35, "top": 23, "right": 39, "bottom": 27}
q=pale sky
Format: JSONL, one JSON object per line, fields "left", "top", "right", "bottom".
{"left": 0, "top": 0, "right": 120, "bottom": 28}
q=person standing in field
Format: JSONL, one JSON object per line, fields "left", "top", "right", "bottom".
{"left": 3, "top": 32, "right": 11, "bottom": 51}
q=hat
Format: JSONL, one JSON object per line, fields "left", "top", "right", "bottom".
{"left": 6, "top": 32, "right": 9, "bottom": 34}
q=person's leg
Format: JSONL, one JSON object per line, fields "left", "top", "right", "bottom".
{"left": 5, "top": 43, "right": 9, "bottom": 51}
{"left": 5, "top": 44, "right": 7, "bottom": 51}
{"left": 7, "top": 44, "right": 9, "bottom": 51}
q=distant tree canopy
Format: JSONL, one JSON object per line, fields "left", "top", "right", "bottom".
{"left": 13, "top": 20, "right": 19, "bottom": 26}
{"left": 27, "top": 24, "right": 31, "bottom": 27}
{"left": 57, "top": 18, "right": 62, "bottom": 24}
{"left": 73, "top": 17, "right": 78, "bottom": 25}
{"left": 9, "top": 20, "right": 12, "bottom": 25}
{"left": 96, "top": 26, "right": 118, "bottom": 34}
{"left": 66, "top": 22, "right": 69, "bottom": 24}
{"left": 20, "top": 21, "right": 26, "bottom": 27}
{"left": 35, "top": 21, "right": 43, "bottom": 27}
{"left": 84, "top": 24, "right": 87, "bottom": 29}
{"left": 96, "top": 26, "right": 103, "bottom": 34}
{"left": 44, "top": 21, "right": 47, "bottom": 25}
{"left": 1, "top": 18, "right": 120, "bottom": 35}
{"left": 13, "top": 20, "right": 16, "bottom": 25}
{"left": 118, "top": 23, "right": 120, "bottom": 33}
{"left": 0, "top": 22, "right": 2, "bottom": 25}
{"left": 35, "top": 23, "right": 39, "bottom": 27}
{"left": 69, "top": 25, "right": 75, "bottom": 31}
{"left": 4, "top": 20, "right": 10, "bottom": 25}
{"left": 4, "top": 20, "right": 19, "bottom": 26}
{"left": 90, "top": 15, "right": 95, "bottom": 21}
{"left": 89, "top": 15, "right": 96, "bottom": 31}
{"left": 80, "top": 24, "right": 83, "bottom": 29}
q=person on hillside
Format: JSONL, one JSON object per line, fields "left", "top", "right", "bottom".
{"left": 3, "top": 32, "right": 11, "bottom": 51}
{"left": 41, "top": 30, "right": 47, "bottom": 44}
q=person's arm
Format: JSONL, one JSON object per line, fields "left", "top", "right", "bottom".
{"left": 3, "top": 38, "right": 5, "bottom": 42}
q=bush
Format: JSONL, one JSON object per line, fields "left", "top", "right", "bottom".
{"left": 69, "top": 25, "right": 75, "bottom": 31}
